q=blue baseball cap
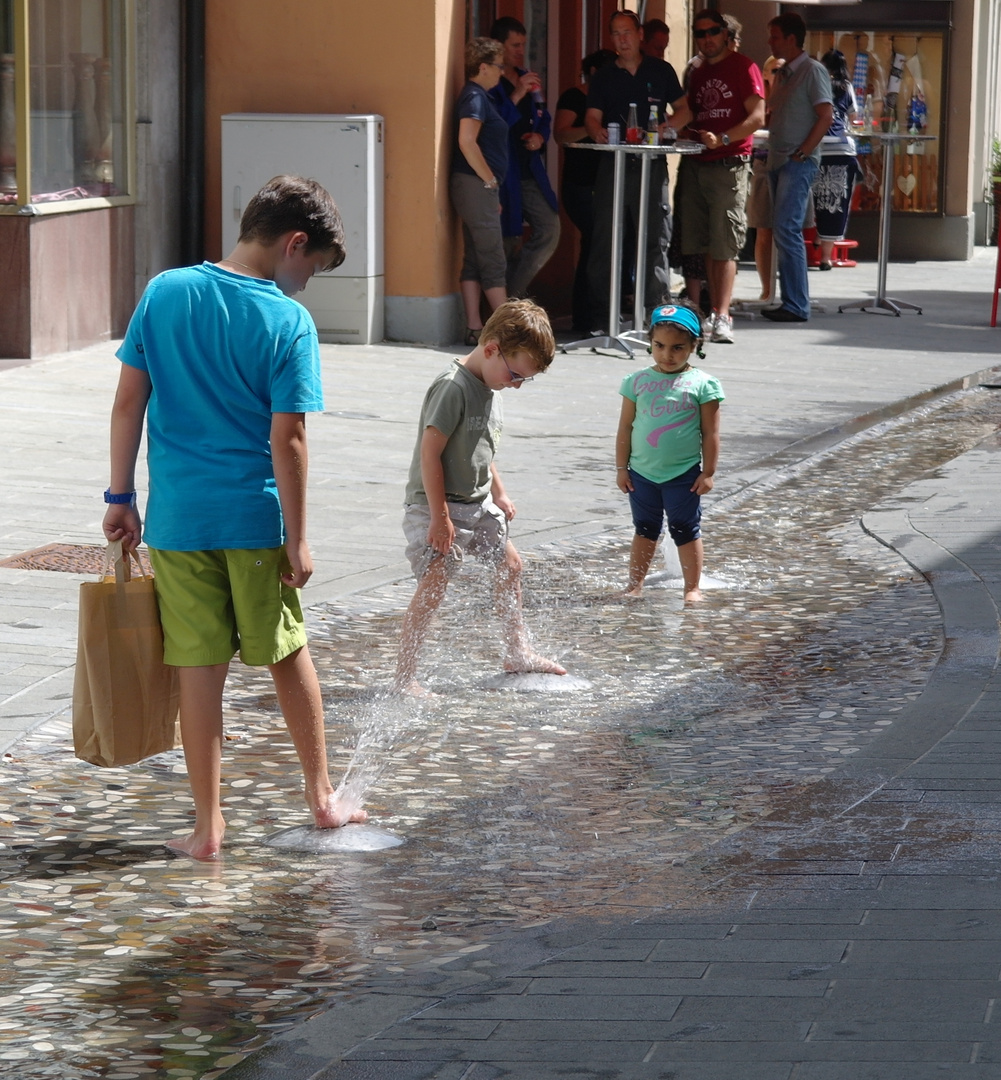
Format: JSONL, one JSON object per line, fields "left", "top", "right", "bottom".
{"left": 650, "top": 304, "right": 703, "bottom": 338}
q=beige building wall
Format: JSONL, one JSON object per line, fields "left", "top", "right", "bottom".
{"left": 204, "top": 0, "right": 466, "bottom": 342}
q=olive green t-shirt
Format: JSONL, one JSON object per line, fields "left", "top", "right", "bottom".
{"left": 405, "top": 360, "right": 503, "bottom": 505}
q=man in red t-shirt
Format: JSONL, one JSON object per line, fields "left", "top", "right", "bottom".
{"left": 677, "top": 8, "right": 765, "bottom": 343}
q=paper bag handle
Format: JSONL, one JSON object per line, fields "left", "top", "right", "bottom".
{"left": 101, "top": 540, "right": 149, "bottom": 583}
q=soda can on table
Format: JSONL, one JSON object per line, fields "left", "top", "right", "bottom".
{"left": 607, "top": 123, "right": 621, "bottom": 145}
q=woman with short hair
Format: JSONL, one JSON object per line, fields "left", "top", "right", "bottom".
{"left": 451, "top": 38, "right": 510, "bottom": 344}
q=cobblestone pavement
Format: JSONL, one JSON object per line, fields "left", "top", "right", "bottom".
{"left": 1, "top": 382, "right": 998, "bottom": 1078}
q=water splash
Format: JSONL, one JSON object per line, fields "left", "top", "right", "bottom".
{"left": 330, "top": 694, "right": 432, "bottom": 815}
{"left": 262, "top": 822, "right": 403, "bottom": 852}
{"left": 479, "top": 672, "right": 593, "bottom": 693}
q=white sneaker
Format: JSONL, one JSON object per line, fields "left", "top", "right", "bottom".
{"left": 711, "top": 313, "right": 734, "bottom": 343}
{"left": 701, "top": 311, "right": 717, "bottom": 336}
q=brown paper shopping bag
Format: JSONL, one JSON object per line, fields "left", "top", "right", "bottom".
{"left": 73, "top": 541, "right": 181, "bottom": 767}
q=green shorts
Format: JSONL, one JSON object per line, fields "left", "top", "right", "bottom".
{"left": 680, "top": 157, "right": 751, "bottom": 261}
{"left": 149, "top": 547, "right": 307, "bottom": 667}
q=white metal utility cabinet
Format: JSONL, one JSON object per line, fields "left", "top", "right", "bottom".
{"left": 221, "top": 113, "right": 385, "bottom": 344}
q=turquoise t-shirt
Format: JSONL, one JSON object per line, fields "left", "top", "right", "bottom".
{"left": 117, "top": 262, "right": 324, "bottom": 551}
{"left": 620, "top": 365, "right": 724, "bottom": 483}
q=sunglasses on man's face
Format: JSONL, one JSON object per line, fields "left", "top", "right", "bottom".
{"left": 694, "top": 26, "right": 724, "bottom": 39}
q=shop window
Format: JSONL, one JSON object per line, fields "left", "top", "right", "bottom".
{"left": 0, "top": 0, "right": 133, "bottom": 210}
{"left": 806, "top": 27, "right": 945, "bottom": 215}
{"left": 797, "top": 0, "right": 951, "bottom": 220}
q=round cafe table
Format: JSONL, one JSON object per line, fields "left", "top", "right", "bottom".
{"left": 562, "top": 140, "right": 704, "bottom": 358}
{"left": 839, "top": 132, "right": 937, "bottom": 316}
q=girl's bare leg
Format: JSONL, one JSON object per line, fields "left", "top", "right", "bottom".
{"left": 392, "top": 559, "right": 450, "bottom": 695}
{"left": 270, "top": 646, "right": 367, "bottom": 828}
{"left": 495, "top": 542, "right": 566, "bottom": 674}
{"left": 678, "top": 538, "right": 704, "bottom": 603}
{"left": 625, "top": 534, "right": 659, "bottom": 597}
{"left": 169, "top": 663, "right": 230, "bottom": 860}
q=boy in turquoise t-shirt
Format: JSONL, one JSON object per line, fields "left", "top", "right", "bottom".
{"left": 615, "top": 303, "right": 724, "bottom": 602}
{"left": 103, "top": 175, "right": 366, "bottom": 860}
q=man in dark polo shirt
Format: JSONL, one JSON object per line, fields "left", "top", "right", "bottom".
{"left": 677, "top": 8, "right": 764, "bottom": 343}
{"left": 585, "top": 9, "right": 688, "bottom": 334}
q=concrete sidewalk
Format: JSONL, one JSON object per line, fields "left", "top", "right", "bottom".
{"left": 225, "top": 430, "right": 1001, "bottom": 1080}
{"left": 1, "top": 248, "right": 998, "bottom": 757}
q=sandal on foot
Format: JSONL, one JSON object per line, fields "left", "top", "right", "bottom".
{"left": 465, "top": 327, "right": 481, "bottom": 346}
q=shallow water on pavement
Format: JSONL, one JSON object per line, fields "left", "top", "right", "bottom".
{"left": 0, "top": 387, "right": 997, "bottom": 1078}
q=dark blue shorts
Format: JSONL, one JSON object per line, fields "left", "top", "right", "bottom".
{"left": 627, "top": 464, "right": 702, "bottom": 547}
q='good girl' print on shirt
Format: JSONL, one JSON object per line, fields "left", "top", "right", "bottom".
{"left": 629, "top": 372, "right": 698, "bottom": 447}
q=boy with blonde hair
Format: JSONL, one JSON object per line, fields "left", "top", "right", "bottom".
{"left": 394, "top": 299, "right": 566, "bottom": 695}
{"left": 104, "top": 175, "right": 366, "bottom": 860}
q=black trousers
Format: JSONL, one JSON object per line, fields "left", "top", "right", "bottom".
{"left": 586, "top": 155, "right": 672, "bottom": 331}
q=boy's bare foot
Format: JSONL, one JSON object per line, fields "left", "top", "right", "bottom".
{"left": 167, "top": 829, "right": 223, "bottom": 861}
{"left": 314, "top": 792, "right": 368, "bottom": 829}
{"left": 390, "top": 678, "right": 438, "bottom": 699}
{"left": 683, "top": 588, "right": 704, "bottom": 603}
{"left": 504, "top": 651, "right": 567, "bottom": 676}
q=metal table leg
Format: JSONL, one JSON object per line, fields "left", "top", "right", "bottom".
{"left": 563, "top": 148, "right": 637, "bottom": 357}
{"left": 619, "top": 151, "right": 653, "bottom": 350}
{"left": 840, "top": 136, "right": 922, "bottom": 316}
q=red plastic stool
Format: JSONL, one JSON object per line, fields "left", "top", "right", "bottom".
{"left": 992, "top": 241, "right": 1001, "bottom": 328}
{"left": 831, "top": 239, "right": 858, "bottom": 267}
{"left": 804, "top": 227, "right": 858, "bottom": 268}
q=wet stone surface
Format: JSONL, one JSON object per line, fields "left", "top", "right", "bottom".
{"left": 0, "top": 388, "right": 997, "bottom": 1078}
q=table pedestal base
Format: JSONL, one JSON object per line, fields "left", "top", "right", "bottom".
{"left": 838, "top": 296, "right": 922, "bottom": 316}
{"left": 561, "top": 332, "right": 638, "bottom": 358}
{"left": 561, "top": 326, "right": 651, "bottom": 359}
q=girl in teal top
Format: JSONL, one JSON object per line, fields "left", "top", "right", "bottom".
{"left": 615, "top": 304, "right": 724, "bottom": 602}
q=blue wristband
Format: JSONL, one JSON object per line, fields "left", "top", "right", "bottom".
{"left": 104, "top": 489, "right": 136, "bottom": 507}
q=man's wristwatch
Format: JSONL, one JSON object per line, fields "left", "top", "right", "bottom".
{"left": 484, "top": 176, "right": 499, "bottom": 190}
{"left": 104, "top": 489, "right": 136, "bottom": 508}
{"left": 721, "top": 133, "right": 730, "bottom": 147}
{"left": 792, "top": 148, "right": 805, "bottom": 161}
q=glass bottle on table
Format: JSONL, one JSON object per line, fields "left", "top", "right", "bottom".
{"left": 626, "top": 103, "right": 641, "bottom": 145}
{"left": 863, "top": 93, "right": 874, "bottom": 132}
{"left": 645, "top": 104, "right": 659, "bottom": 146}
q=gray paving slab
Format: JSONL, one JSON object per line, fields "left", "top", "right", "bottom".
{"left": 517, "top": 960, "right": 710, "bottom": 979}
{"left": 645, "top": 940, "right": 849, "bottom": 963}
{"left": 705, "top": 962, "right": 1001, "bottom": 982}
{"left": 647, "top": 1041, "right": 975, "bottom": 1062}
{"left": 417, "top": 995, "right": 684, "bottom": 1022}
{"left": 794, "top": 1065, "right": 998, "bottom": 1080}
